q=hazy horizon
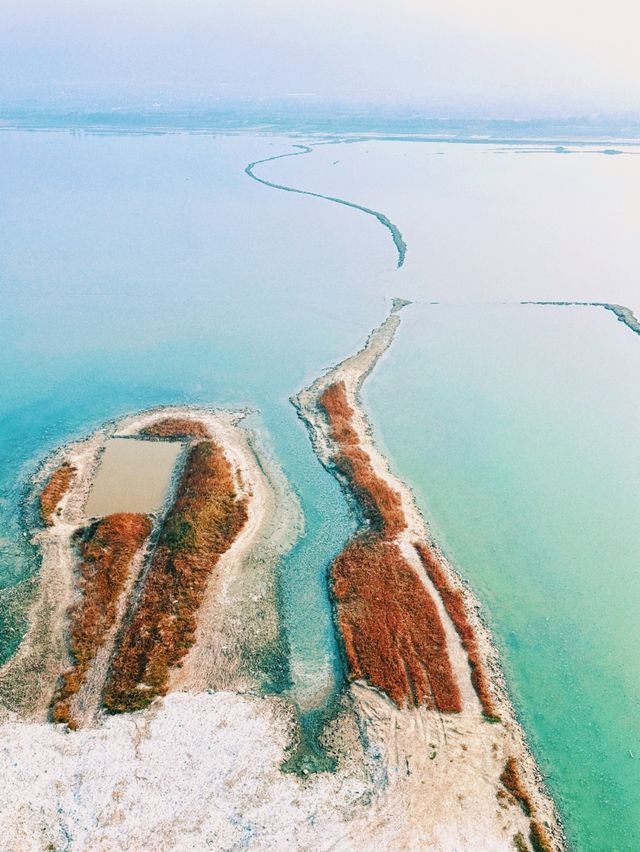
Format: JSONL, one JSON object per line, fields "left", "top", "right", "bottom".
{"left": 2, "top": 0, "right": 640, "bottom": 119}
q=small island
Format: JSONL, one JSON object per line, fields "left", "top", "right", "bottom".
{"left": 0, "top": 408, "right": 292, "bottom": 730}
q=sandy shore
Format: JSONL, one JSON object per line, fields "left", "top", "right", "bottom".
{"left": 0, "top": 318, "right": 566, "bottom": 850}
{"left": 0, "top": 406, "right": 295, "bottom": 724}
{"left": 294, "top": 298, "right": 565, "bottom": 851}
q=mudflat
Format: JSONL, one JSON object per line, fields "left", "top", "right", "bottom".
{"left": 84, "top": 438, "right": 183, "bottom": 517}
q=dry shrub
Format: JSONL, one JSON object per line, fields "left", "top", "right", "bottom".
{"left": 501, "top": 757, "right": 533, "bottom": 817}
{"left": 332, "top": 533, "right": 461, "bottom": 711}
{"left": 103, "top": 440, "right": 247, "bottom": 713}
{"left": 529, "top": 821, "right": 554, "bottom": 852}
{"left": 319, "top": 382, "right": 406, "bottom": 539}
{"left": 40, "top": 462, "right": 76, "bottom": 525}
{"left": 501, "top": 758, "right": 555, "bottom": 852}
{"left": 140, "top": 417, "right": 210, "bottom": 440}
{"left": 415, "top": 541, "right": 499, "bottom": 720}
{"left": 320, "top": 383, "right": 459, "bottom": 710}
{"left": 317, "top": 382, "right": 360, "bottom": 445}
{"left": 50, "top": 513, "right": 151, "bottom": 725}
{"left": 513, "top": 833, "right": 528, "bottom": 852}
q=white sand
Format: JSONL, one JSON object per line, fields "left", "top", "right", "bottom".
{"left": 0, "top": 687, "right": 541, "bottom": 851}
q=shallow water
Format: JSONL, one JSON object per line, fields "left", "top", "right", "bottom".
{"left": 264, "top": 138, "right": 640, "bottom": 315}
{"left": 2, "top": 127, "right": 640, "bottom": 844}
{"left": 84, "top": 438, "right": 183, "bottom": 517}
{"left": 0, "top": 130, "right": 385, "bottom": 701}
{"left": 365, "top": 302, "right": 640, "bottom": 851}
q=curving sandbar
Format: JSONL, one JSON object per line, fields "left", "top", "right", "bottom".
{"left": 522, "top": 300, "right": 640, "bottom": 336}
{"left": 294, "top": 299, "right": 564, "bottom": 851}
{"left": 245, "top": 144, "right": 407, "bottom": 268}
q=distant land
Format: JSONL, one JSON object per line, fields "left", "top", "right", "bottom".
{"left": 3, "top": 99, "right": 640, "bottom": 140}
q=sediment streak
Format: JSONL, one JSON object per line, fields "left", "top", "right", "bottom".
{"left": 522, "top": 300, "right": 640, "bottom": 336}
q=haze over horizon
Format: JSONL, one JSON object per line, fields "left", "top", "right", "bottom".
{"left": 2, "top": 0, "right": 640, "bottom": 118}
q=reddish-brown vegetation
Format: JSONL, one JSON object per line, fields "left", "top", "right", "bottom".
{"left": 529, "top": 821, "right": 554, "bottom": 852}
{"left": 103, "top": 440, "right": 248, "bottom": 713}
{"left": 501, "top": 757, "right": 533, "bottom": 817}
{"left": 140, "top": 417, "right": 210, "bottom": 440}
{"left": 332, "top": 533, "right": 462, "bottom": 711}
{"left": 319, "top": 382, "right": 406, "bottom": 539}
{"left": 50, "top": 513, "right": 151, "bottom": 727}
{"left": 319, "top": 383, "right": 459, "bottom": 711}
{"left": 40, "top": 462, "right": 76, "bottom": 525}
{"left": 500, "top": 758, "right": 554, "bottom": 852}
{"left": 415, "top": 541, "right": 499, "bottom": 720}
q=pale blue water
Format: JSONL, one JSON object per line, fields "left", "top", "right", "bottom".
{"left": 0, "top": 130, "right": 391, "bottom": 709}
{"left": 3, "top": 127, "right": 640, "bottom": 846}
{"left": 365, "top": 302, "right": 640, "bottom": 852}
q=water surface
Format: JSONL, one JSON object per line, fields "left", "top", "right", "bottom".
{"left": 366, "top": 302, "right": 640, "bottom": 851}
{"left": 3, "top": 128, "right": 640, "bottom": 841}
{"left": 0, "top": 130, "right": 386, "bottom": 704}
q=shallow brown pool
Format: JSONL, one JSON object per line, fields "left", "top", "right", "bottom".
{"left": 84, "top": 438, "right": 183, "bottom": 517}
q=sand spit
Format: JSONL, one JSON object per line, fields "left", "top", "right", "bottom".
{"left": 522, "top": 299, "right": 640, "bottom": 336}
{"left": 293, "top": 299, "right": 565, "bottom": 851}
{"left": 0, "top": 406, "right": 292, "bottom": 725}
{"left": 245, "top": 144, "right": 407, "bottom": 268}
{"left": 318, "top": 380, "right": 462, "bottom": 713}
{"left": 39, "top": 463, "right": 76, "bottom": 526}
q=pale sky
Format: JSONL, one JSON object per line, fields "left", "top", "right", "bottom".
{"left": 2, "top": 0, "right": 640, "bottom": 115}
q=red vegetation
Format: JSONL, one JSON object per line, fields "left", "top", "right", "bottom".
{"left": 320, "top": 382, "right": 459, "bottom": 711}
{"left": 332, "top": 533, "right": 462, "bottom": 711}
{"left": 500, "top": 758, "right": 554, "bottom": 852}
{"left": 529, "top": 821, "right": 554, "bottom": 852}
{"left": 40, "top": 462, "right": 76, "bottom": 525}
{"left": 50, "top": 513, "right": 151, "bottom": 727}
{"left": 140, "top": 417, "right": 210, "bottom": 440}
{"left": 501, "top": 757, "right": 533, "bottom": 817}
{"left": 415, "top": 541, "right": 499, "bottom": 720}
{"left": 103, "top": 440, "right": 248, "bottom": 713}
{"left": 319, "top": 382, "right": 406, "bottom": 539}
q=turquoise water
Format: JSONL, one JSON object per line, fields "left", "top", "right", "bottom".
{"left": 0, "top": 130, "right": 391, "bottom": 708}
{"left": 365, "top": 302, "right": 640, "bottom": 851}
{"left": 3, "top": 127, "right": 640, "bottom": 844}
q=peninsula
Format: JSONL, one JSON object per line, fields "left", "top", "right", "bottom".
{"left": 0, "top": 312, "right": 564, "bottom": 851}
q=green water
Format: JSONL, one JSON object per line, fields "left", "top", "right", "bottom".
{"left": 365, "top": 302, "right": 640, "bottom": 851}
